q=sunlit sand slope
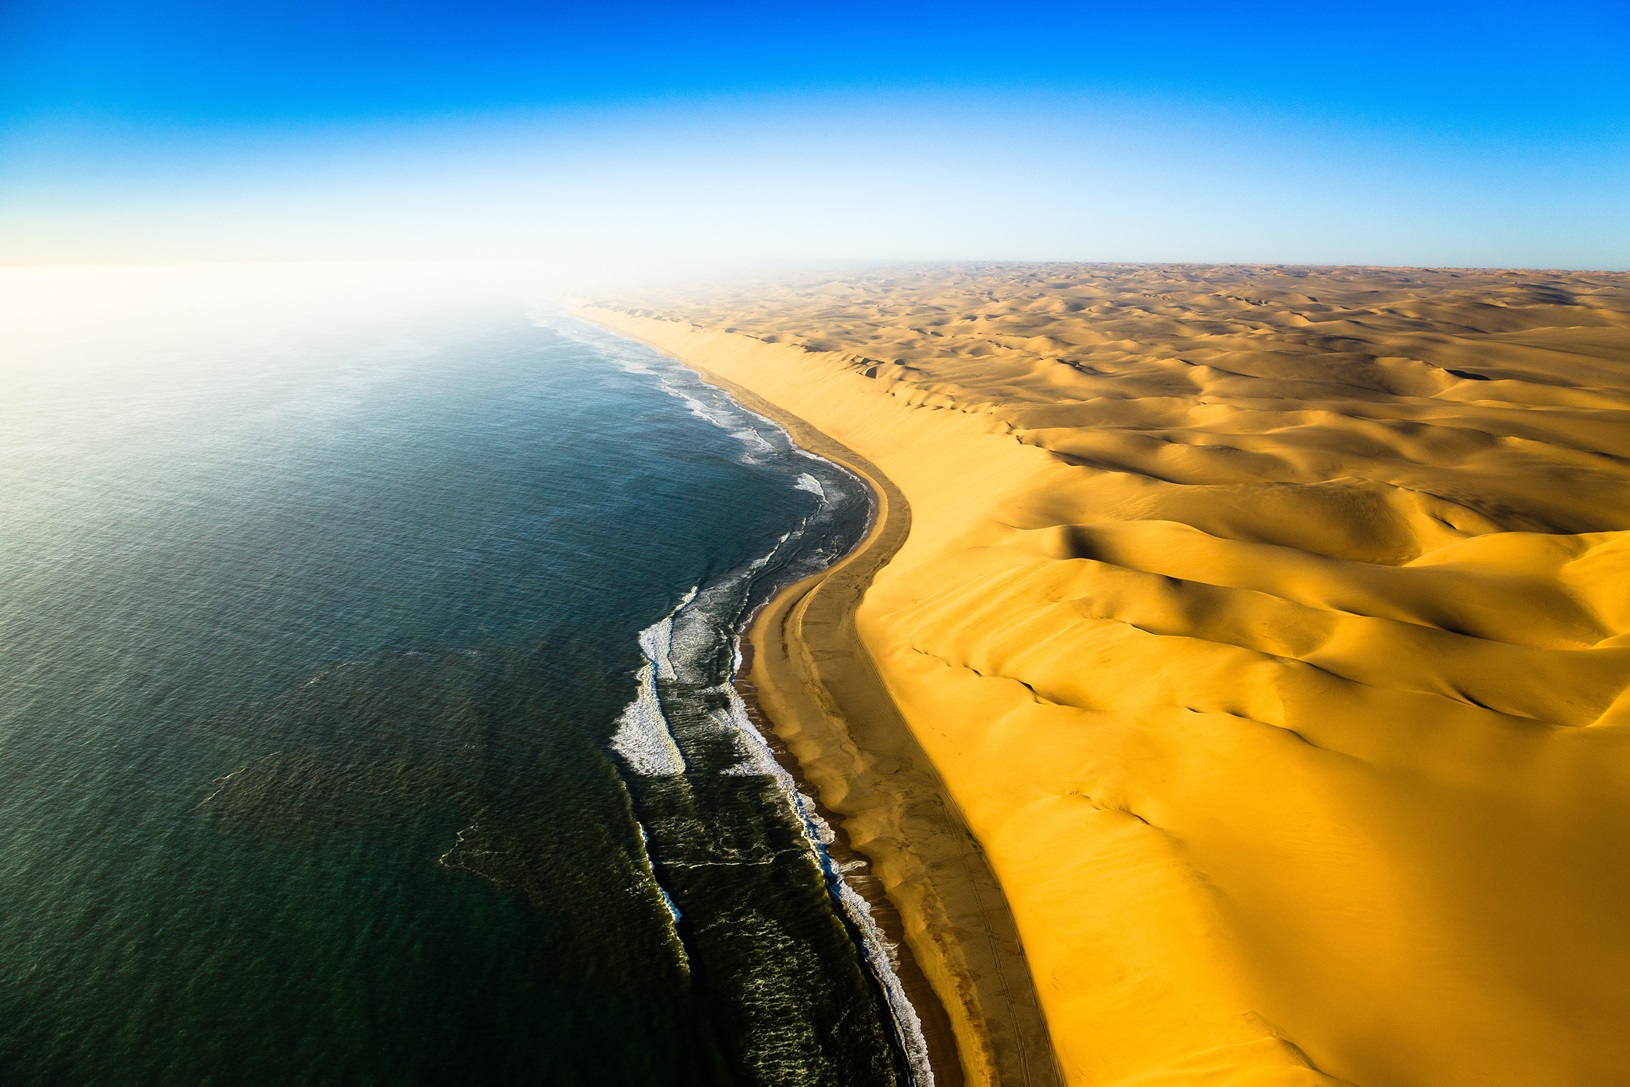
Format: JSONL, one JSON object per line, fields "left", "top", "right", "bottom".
{"left": 588, "top": 264, "right": 1630, "bottom": 1087}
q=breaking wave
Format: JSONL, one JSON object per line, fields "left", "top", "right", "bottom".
{"left": 549, "top": 304, "right": 932, "bottom": 1086}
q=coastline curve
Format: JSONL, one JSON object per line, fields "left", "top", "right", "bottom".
{"left": 581, "top": 310, "right": 1062, "bottom": 1087}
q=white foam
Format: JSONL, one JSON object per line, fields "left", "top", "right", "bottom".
{"left": 715, "top": 683, "right": 935, "bottom": 1086}
{"left": 794, "top": 472, "right": 826, "bottom": 499}
{"left": 533, "top": 311, "right": 801, "bottom": 463}
{"left": 608, "top": 588, "right": 696, "bottom": 776}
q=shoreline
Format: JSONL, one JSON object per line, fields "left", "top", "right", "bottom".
{"left": 580, "top": 266, "right": 1630, "bottom": 1086}
{"left": 581, "top": 309, "right": 1060, "bottom": 1087}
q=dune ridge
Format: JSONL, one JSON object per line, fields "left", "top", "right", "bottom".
{"left": 585, "top": 264, "right": 1630, "bottom": 1087}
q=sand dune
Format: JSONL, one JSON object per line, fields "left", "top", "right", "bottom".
{"left": 586, "top": 264, "right": 1630, "bottom": 1087}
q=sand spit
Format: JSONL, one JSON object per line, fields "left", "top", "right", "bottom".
{"left": 584, "top": 263, "right": 1630, "bottom": 1087}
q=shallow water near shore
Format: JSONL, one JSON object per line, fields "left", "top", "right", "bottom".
{"left": 0, "top": 268, "right": 913, "bottom": 1085}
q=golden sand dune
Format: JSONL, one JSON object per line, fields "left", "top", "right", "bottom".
{"left": 586, "top": 264, "right": 1630, "bottom": 1087}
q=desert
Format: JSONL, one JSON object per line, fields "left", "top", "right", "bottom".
{"left": 587, "top": 262, "right": 1630, "bottom": 1087}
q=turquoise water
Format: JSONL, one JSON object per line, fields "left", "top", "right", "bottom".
{"left": 0, "top": 270, "right": 917, "bottom": 1086}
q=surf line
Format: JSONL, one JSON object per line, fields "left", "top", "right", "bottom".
{"left": 719, "top": 442, "right": 934, "bottom": 1087}
{"left": 572, "top": 308, "right": 933, "bottom": 1084}
{"left": 721, "top": 629, "right": 936, "bottom": 1087}
{"left": 610, "top": 492, "right": 933, "bottom": 1087}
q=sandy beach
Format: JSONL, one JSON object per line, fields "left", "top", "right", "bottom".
{"left": 656, "top": 358, "right": 1062, "bottom": 1087}
{"left": 586, "top": 263, "right": 1630, "bottom": 1087}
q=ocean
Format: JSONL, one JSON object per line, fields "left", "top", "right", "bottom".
{"left": 0, "top": 267, "right": 924, "bottom": 1086}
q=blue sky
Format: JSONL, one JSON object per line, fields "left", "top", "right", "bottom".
{"left": 2, "top": 0, "right": 1627, "bottom": 266}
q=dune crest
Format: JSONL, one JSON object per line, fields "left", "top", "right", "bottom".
{"left": 587, "top": 264, "right": 1630, "bottom": 1087}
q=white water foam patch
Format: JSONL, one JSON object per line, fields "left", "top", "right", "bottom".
{"left": 715, "top": 683, "right": 935, "bottom": 1087}
{"left": 794, "top": 472, "right": 825, "bottom": 499}
{"left": 629, "top": 363, "right": 778, "bottom": 460}
{"left": 662, "top": 531, "right": 796, "bottom": 687}
{"left": 732, "top": 426, "right": 778, "bottom": 455}
{"left": 609, "top": 588, "right": 696, "bottom": 776}
{"left": 539, "top": 312, "right": 798, "bottom": 462}
{"left": 662, "top": 381, "right": 779, "bottom": 458}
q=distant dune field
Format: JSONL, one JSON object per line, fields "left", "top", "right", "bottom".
{"left": 587, "top": 264, "right": 1630, "bottom": 1087}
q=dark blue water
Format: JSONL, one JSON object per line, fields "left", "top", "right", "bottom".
{"left": 0, "top": 269, "right": 921, "bottom": 1086}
